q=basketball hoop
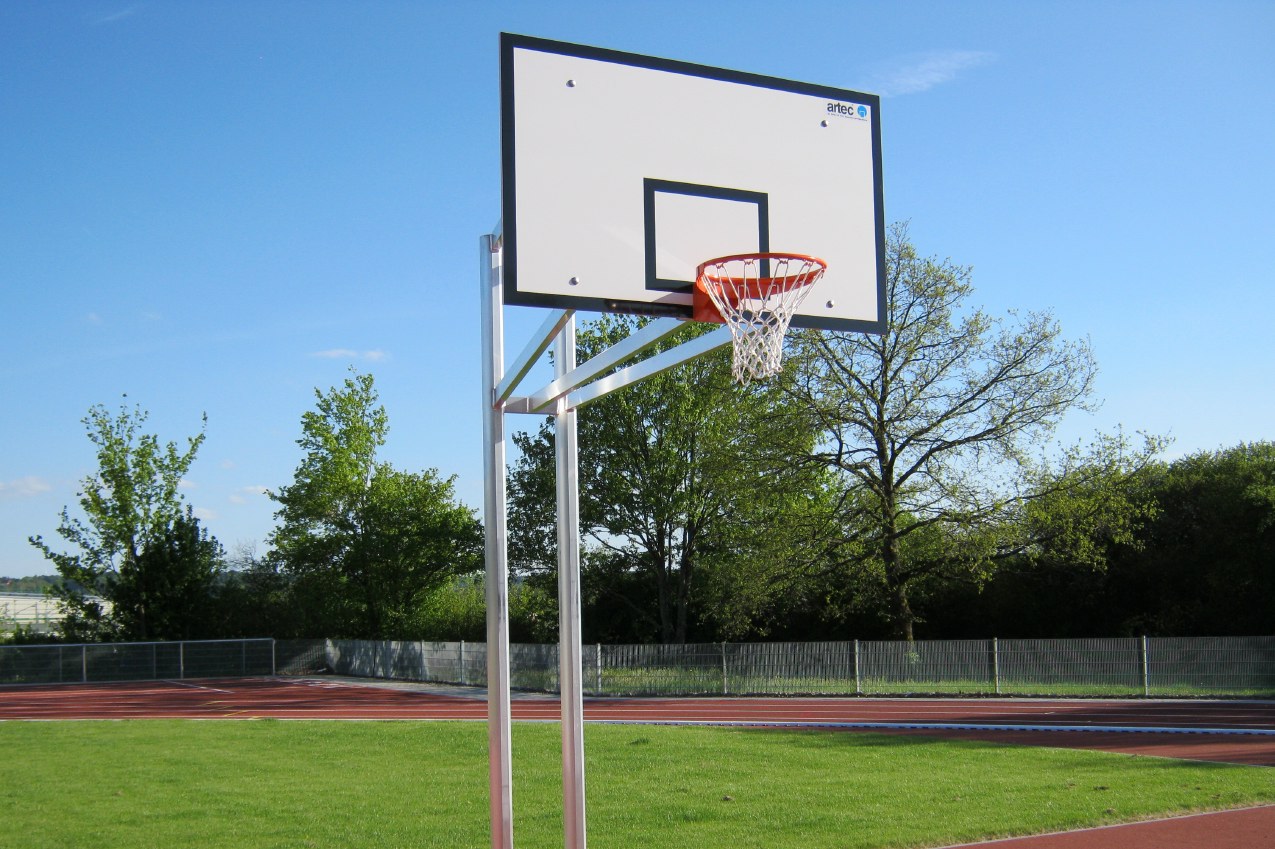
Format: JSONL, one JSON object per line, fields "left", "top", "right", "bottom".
{"left": 693, "top": 252, "right": 827, "bottom": 385}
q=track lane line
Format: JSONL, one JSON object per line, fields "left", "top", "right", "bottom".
{"left": 162, "top": 680, "right": 234, "bottom": 694}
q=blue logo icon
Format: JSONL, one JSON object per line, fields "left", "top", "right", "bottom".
{"left": 857, "top": 105, "right": 868, "bottom": 119}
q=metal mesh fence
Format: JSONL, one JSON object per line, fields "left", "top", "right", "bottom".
{"left": 0, "top": 645, "right": 64, "bottom": 685}
{"left": 325, "top": 640, "right": 486, "bottom": 686}
{"left": 599, "top": 643, "right": 723, "bottom": 696}
{"left": 859, "top": 639, "right": 993, "bottom": 694}
{"left": 5, "top": 636, "right": 1274, "bottom": 697}
{"left": 725, "top": 641, "right": 857, "bottom": 695}
{"left": 297, "top": 636, "right": 1275, "bottom": 698}
{"left": 997, "top": 637, "right": 1144, "bottom": 695}
{"left": 275, "top": 639, "right": 327, "bottom": 676}
{"left": 1148, "top": 635, "right": 1275, "bottom": 695}
{"left": 0, "top": 639, "right": 276, "bottom": 685}
{"left": 511, "top": 643, "right": 558, "bottom": 692}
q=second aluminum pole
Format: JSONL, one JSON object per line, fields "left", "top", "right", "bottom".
{"left": 481, "top": 233, "right": 515, "bottom": 849}
{"left": 555, "top": 316, "right": 587, "bottom": 849}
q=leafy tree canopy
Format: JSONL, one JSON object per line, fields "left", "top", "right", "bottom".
{"left": 509, "top": 317, "right": 831, "bottom": 643}
{"left": 29, "top": 400, "right": 218, "bottom": 641}
{"left": 787, "top": 223, "right": 1159, "bottom": 639}
{"left": 269, "top": 370, "right": 482, "bottom": 638}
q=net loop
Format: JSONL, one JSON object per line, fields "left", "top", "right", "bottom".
{"left": 694, "top": 253, "right": 827, "bottom": 385}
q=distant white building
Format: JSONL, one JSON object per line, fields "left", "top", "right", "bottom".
{"left": 0, "top": 592, "right": 61, "bottom": 634}
{"left": 0, "top": 592, "right": 112, "bottom": 635}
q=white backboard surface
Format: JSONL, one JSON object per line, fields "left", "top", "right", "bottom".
{"left": 500, "top": 33, "right": 886, "bottom": 332}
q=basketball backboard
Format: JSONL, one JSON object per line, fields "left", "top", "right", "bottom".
{"left": 500, "top": 33, "right": 885, "bottom": 333}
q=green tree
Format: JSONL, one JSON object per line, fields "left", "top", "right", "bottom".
{"left": 0, "top": 576, "right": 56, "bottom": 594}
{"left": 113, "top": 507, "right": 224, "bottom": 640}
{"left": 269, "top": 370, "right": 482, "bottom": 638}
{"left": 787, "top": 223, "right": 1142, "bottom": 640}
{"left": 209, "top": 545, "right": 305, "bottom": 639}
{"left": 508, "top": 317, "right": 828, "bottom": 643}
{"left": 1107, "top": 442, "right": 1275, "bottom": 635}
{"left": 922, "top": 437, "right": 1163, "bottom": 639}
{"left": 29, "top": 400, "right": 213, "bottom": 641}
{"left": 411, "top": 574, "right": 557, "bottom": 643}
{"left": 1019, "top": 433, "right": 1163, "bottom": 571}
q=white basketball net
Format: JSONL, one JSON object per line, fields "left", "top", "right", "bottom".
{"left": 696, "top": 253, "right": 827, "bottom": 385}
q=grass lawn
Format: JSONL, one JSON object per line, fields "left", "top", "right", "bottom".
{"left": 2, "top": 720, "right": 1273, "bottom": 849}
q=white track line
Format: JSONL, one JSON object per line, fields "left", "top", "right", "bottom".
{"left": 160, "top": 680, "right": 233, "bottom": 694}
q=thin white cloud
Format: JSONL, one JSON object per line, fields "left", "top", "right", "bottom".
{"left": 92, "top": 6, "right": 141, "bottom": 25}
{"left": 179, "top": 478, "right": 197, "bottom": 490}
{"left": 310, "top": 348, "right": 389, "bottom": 361}
{"left": 869, "top": 50, "right": 995, "bottom": 97}
{"left": 229, "top": 485, "right": 269, "bottom": 505}
{"left": 0, "top": 476, "right": 53, "bottom": 500}
{"left": 86, "top": 312, "right": 103, "bottom": 325}
{"left": 193, "top": 506, "right": 218, "bottom": 522}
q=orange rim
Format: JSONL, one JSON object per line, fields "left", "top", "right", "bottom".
{"left": 695, "top": 252, "right": 827, "bottom": 301}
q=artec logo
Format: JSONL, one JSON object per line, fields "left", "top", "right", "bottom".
{"left": 826, "top": 101, "right": 869, "bottom": 121}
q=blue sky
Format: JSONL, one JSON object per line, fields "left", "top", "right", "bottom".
{"left": 2, "top": 1, "right": 1272, "bottom": 578}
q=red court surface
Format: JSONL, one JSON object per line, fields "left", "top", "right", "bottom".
{"left": 4, "top": 677, "right": 1275, "bottom": 847}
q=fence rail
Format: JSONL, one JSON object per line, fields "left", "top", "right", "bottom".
{"left": 6, "top": 636, "right": 1274, "bottom": 697}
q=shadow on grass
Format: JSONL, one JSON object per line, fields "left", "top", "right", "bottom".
{"left": 728, "top": 723, "right": 1275, "bottom": 771}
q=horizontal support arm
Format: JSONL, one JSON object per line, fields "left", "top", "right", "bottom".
{"left": 495, "top": 309, "right": 573, "bottom": 404}
{"left": 523, "top": 317, "right": 685, "bottom": 414}
{"left": 570, "top": 326, "right": 731, "bottom": 409}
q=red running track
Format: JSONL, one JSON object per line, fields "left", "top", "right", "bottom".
{"left": 3, "top": 678, "right": 1275, "bottom": 727}
{"left": 4, "top": 676, "right": 1275, "bottom": 766}
{"left": 933, "top": 805, "right": 1275, "bottom": 849}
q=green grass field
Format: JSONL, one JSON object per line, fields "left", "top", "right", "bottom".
{"left": 2, "top": 720, "right": 1273, "bottom": 849}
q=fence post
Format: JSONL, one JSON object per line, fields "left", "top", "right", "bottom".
{"left": 271, "top": 639, "right": 277, "bottom": 676}
{"left": 152, "top": 642, "right": 158, "bottom": 680}
{"left": 992, "top": 637, "right": 1001, "bottom": 695}
{"left": 722, "top": 642, "right": 729, "bottom": 695}
{"left": 179, "top": 642, "right": 185, "bottom": 679}
{"left": 81, "top": 644, "right": 87, "bottom": 683}
{"left": 460, "top": 641, "right": 466, "bottom": 686}
{"left": 1141, "top": 635, "right": 1150, "bottom": 696}
{"left": 595, "top": 644, "right": 603, "bottom": 696}
{"left": 854, "top": 639, "right": 861, "bottom": 695}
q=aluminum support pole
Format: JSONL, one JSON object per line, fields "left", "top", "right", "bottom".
{"left": 480, "top": 233, "right": 515, "bottom": 849}
{"left": 555, "top": 315, "right": 587, "bottom": 849}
